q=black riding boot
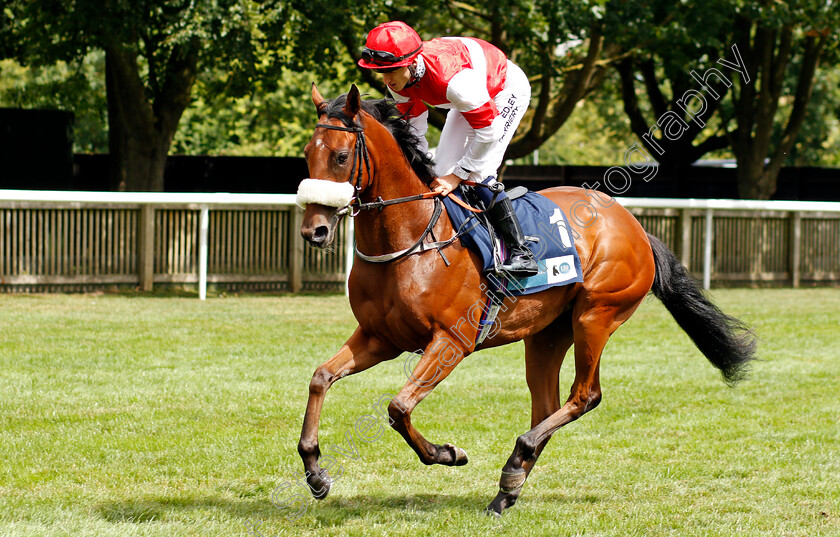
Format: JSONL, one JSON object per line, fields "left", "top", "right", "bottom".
{"left": 488, "top": 197, "right": 539, "bottom": 277}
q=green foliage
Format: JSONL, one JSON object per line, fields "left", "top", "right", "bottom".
{"left": 1, "top": 0, "right": 839, "bottom": 170}
{"left": 425, "top": 0, "right": 605, "bottom": 74}
{"left": 781, "top": 63, "right": 840, "bottom": 167}
{"left": 171, "top": 67, "right": 377, "bottom": 156}
{"left": 0, "top": 55, "right": 108, "bottom": 152}
{"left": 6, "top": 0, "right": 271, "bottom": 79}
{"left": 264, "top": 0, "right": 435, "bottom": 74}
{"left": 512, "top": 70, "right": 636, "bottom": 166}
{"left": 603, "top": 0, "right": 840, "bottom": 181}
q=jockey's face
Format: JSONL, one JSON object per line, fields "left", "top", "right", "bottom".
{"left": 379, "top": 65, "right": 412, "bottom": 92}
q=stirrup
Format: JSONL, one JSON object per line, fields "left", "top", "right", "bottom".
{"left": 500, "top": 250, "right": 538, "bottom": 277}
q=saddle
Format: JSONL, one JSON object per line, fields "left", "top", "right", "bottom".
{"left": 441, "top": 185, "right": 583, "bottom": 297}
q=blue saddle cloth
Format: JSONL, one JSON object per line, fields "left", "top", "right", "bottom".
{"left": 441, "top": 188, "right": 583, "bottom": 296}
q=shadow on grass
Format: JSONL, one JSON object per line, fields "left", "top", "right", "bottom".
{"left": 301, "top": 491, "right": 604, "bottom": 526}
{"left": 95, "top": 495, "right": 284, "bottom": 524}
{"left": 95, "top": 492, "right": 485, "bottom": 525}
{"left": 95, "top": 490, "right": 603, "bottom": 527}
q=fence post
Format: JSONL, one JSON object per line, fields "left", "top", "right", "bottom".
{"left": 703, "top": 208, "right": 713, "bottom": 290}
{"left": 678, "top": 208, "right": 692, "bottom": 269}
{"left": 789, "top": 211, "right": 801, "bottom": 288}
{"left": 138, "top": 204, "right": 155, "bottom": 292}
{"left": 289, "top": 206, "right": 304, "bottom": 293}
{"left": 198, "top": 207, "right": 209, "bottom": 300}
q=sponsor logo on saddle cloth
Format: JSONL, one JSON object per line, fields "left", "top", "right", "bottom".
{"left": 441, "top": 188, "right": 584, "bottom": 297}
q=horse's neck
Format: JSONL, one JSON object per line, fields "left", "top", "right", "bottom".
{"left": 354, "top": 136, "right": 445, "bottom": 257}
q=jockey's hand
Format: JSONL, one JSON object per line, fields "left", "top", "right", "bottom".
{"left": 430, "top": 173, "right": 463, "bottom": 197}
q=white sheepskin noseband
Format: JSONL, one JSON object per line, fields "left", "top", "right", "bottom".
{"left": 296, "top": 179, "right": 355, "bottom": 209}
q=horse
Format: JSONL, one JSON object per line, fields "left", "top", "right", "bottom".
{"left": 297, "top": 83, "right": 757, "bottom": 516}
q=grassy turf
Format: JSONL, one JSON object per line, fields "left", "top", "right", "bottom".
{"left": 0, "top": 289, "right": 838, "bottom": 537}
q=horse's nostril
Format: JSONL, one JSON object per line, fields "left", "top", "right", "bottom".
{"left": 312, "top": 226, "right": 329, "bottom": 244}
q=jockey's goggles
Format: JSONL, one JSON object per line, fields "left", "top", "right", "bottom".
{"left": 360, "top": 45, "right": 421, "bottom": 67}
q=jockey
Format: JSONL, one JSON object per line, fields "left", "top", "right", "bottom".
{"left": 357, "top": 21, "right": 538, "bottom": 277}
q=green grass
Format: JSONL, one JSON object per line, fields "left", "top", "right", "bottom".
{"left": 0, "top": 289, "right": 838, "bottom": 537}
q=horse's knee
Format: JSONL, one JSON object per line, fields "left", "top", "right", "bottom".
{"left": 514, "top": 434, "right": 538, "bottom": 462}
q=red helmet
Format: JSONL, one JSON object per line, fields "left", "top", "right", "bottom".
{"left": 357, "top": 21, "right": 423, "bottom": 70}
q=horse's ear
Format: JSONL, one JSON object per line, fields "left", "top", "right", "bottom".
{"left": 311, "top": 83, "right": 327, "bottom": 114}
{"left": 343, "top": 84, "right": 362, "bottom": 119}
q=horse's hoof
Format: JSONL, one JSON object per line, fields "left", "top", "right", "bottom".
{"left": 443, "top": 442, "right": 469, "bottom": 466}
{"left": 312, "top": 482, "right": 331, "bottom": 500}
{"left": 307, "top": 469, "right": 332, "bottom": 500}
{"left": 487, "top": 487, "right": 520, "bottom": 515}
{"left": 486, "top": 491, "right": 507, "bottom": 516}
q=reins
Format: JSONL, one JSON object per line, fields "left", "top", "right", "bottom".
{"left": 314, "top": 119, "right": 493, "bottom": 264}
{"left": 345, "top": 185, "right": 484, "bottom": 215}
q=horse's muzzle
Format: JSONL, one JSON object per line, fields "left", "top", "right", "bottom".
{"left": 301, "top": 204, "right": 339, "bottom": 248}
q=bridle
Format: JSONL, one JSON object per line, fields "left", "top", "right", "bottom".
{"left": 311, "top": 117, "right": 489, "bottom": 264}
{"left": 314, "top": 120, "right": 371, "bottom": 195}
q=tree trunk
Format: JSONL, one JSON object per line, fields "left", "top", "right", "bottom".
{"left": 731, "top": 22, "right": 827, "bottom": 200}
{"left": 508, "top": 25, "right": 609, "bottom": 158}
{"left": 736, "top": 166, "right": 771, "bottom": 200}
{"left": 105, "top": 43, "right": 197, "bottom": 191}
{"left": 615, "top": 57, "right": 730, "bottom": 172}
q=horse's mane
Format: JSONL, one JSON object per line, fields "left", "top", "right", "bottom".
{"left": 322, "top": 93, "right": 437, "bottom": 184}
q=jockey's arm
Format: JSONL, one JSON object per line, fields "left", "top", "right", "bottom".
{"left": 399, "top": 103, "right": 458, "bottom": 195}
{"left": 430, "top": 116, "right": 497, "bottom": 196}
{"left": 399, "top": 102, "right": 459, "bottom": 195}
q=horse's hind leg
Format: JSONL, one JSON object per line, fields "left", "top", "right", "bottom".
{"left": 487, "top": 297, "right": 643, "bottom": 515}
{"left": 484, "top": 312, "right": 574, "bottom": 514}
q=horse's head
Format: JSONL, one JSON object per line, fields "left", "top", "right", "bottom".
{"left": 299, "top": 84, "right": 369, "bottom": 248}
{"left": 299, "top": 83, "right": 436, "bottom": 249}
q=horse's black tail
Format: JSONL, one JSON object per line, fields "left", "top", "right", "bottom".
{"left": 647, "top": 233, "right": 757, "bottom": 385}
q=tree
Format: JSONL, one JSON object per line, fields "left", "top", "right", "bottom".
{"left": 783, "top": 62, "right": 840, "bottom": 167}
{"left": 428, "top": 0, "right": 620, "bottom": 159}
{"left": 0, "top": 54, "right": 109, "bottom": 153}
{"left": 5, "top": 0, "right": 837, "bottom": 197}
{"left": 8, "top": 0, "right": 607, "bottom": 169}
{"left": 278, "top": 0, "right": 621, "bottom": 161}
{"left": 609, "top": 0, "right": 839, "bottom": 199}
{"left": 726, "top": 1, "right": 837, "bottom": 199}
{"left": 170, "top": 67, "right": 361, "bottom": 156}
{"left": 609, "top": 0, "right": 735, "bottom": 172}
{"left": 2, "top": 0, "right": 280, "bottom": 191}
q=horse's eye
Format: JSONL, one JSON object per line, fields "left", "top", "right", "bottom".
{"left": 337, "top": 152, "right": 349, "bottom": 165}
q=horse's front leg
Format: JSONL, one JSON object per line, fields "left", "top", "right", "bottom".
{"left": 387, "top": 335, "right": 470, "bottom": 467}
{"left": 298, "top": 327, "right": 399, "bottom": 499}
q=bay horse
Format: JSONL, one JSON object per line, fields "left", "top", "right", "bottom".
{"left": 297, "top": 84, "right": 756, "bottom": 515}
